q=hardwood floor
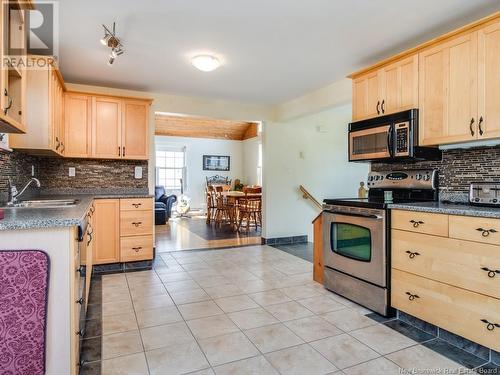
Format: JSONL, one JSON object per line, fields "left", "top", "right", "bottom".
{"left": 156, "top": 216, "right": 262, "bottom": 252}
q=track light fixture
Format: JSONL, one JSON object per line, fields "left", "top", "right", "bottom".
{"left": 100, "top": 22, "right": 124, "bottom": 66}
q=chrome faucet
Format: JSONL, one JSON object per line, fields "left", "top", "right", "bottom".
{"left": 7, "top": 177, "right": 41, "bottom": 205}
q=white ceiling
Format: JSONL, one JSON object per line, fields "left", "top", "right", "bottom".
{"left": 59, "top": 0, "right": 500, "bottom": 105}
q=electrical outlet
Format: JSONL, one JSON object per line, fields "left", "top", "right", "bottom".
{"left": 69, "top": 167, "right": 76, "bottom": 177}
{"left": 134, "top": 166, "right": 143, "bottom": 179}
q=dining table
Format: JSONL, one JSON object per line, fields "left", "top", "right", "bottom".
{"left": 220, "top": 191, "right": 262, "bottom": 198}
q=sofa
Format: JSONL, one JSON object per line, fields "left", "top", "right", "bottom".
{"left": 155, "top": 186, "right": 177, "bottom": 225}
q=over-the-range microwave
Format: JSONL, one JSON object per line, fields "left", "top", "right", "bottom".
{"left": 348, "top": 109, "right": 442, "bottom": 162}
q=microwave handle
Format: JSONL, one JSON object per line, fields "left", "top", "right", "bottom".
{"left": 387, "top": 126, "right": 394, "bottom": 158}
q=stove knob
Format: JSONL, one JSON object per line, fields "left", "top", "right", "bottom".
{"left": 424, "top": 174, "right": 430, "bottom": 181}
{"left": 493, "top": 199, "right": 498, "bottom": 203}
{"left": 475, "top": 198, "right": 480, "bottom": 202}
{"left": 369, "top": 176, "right": 374, "bottom": 181}
{"left": 375, "top": 176, "right": 380, "bottom": 181}
{"left": 415, "top": 174, "right": 422, "bottom": 181}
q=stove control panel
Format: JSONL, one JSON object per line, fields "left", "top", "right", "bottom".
{"left": 367, "top": 169, "right": 437, "bottom": 190}
{"left": 469, "top": 183, "right": 500, "bottom": 207}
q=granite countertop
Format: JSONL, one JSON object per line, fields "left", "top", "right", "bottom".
{"left": 389, "top": 201, "right": 500, "bottom": 219}
{"left": 0, "top": 193, "right": 154, "bottom": 231}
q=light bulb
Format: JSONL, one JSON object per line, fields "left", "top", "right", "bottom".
{"left": 191, "top": 54, "right": 220, "bottom": 72}
{"left": 110, "top": 49, "right": 117, "bottom": 58}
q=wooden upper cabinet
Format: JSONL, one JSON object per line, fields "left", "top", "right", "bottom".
{"left": 10, "top": 57, "right": 64, "bottom": 155}
{"left": 478, "top": 19, "right": 500, "bottom": 140}
{"left": 352, "top": 71, "right": 381, "bottom": 121}
{"left": 64, "top": 92, "right": 91, "bottom": 158}
{"left": 352, "top": 55, "right": 418, "bottom": 121}
{"left": 381, "top": 55, "right": 419, "bottom": 115}
{"left": 92, "top": 96, "right": 122, "bottom": 159}
{"left": 419, "top": 32, "right": 478, "bottom": 146}
{"left": 92, "top": 199, "right": 120, "bottom": 265}
{"left": 122, "top": 99, "right": 149, "bottom": 160}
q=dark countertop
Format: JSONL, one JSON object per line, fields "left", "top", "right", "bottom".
{"left": 388, "top": 201, "right": 500, "bottom": 219}
{"left": 0, "top": 193, "right": 154, "bottom": 231}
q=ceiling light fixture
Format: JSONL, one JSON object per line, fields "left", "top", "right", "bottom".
{"left": 100, "top": 22, "right": 125, "bottom": 66}
{"left": 191, "top": 54, "right": 221, "bottom": 72}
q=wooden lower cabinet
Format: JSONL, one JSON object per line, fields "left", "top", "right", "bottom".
{"left": 391, "top": 210, "right": 449, "bottom": 237}
{"left": 391, "top": 209, "right": 500, "bottom": 351}
{"left": 93, "top": 199, "right": 120, "bottom": 264}
{"left": 92, "top": 197, "right": 154, "bottom": 265}
{"left": 392, "top": 229, "right": 500, "bottom": 299}
{"left": 121, "top": 235, "right": 154, "bottom": 262}
{"left": 392, "top": 269, "right": 500, "bottom": 351}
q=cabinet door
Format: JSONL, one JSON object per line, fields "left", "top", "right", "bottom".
{"left": 381, "top": 55, "right": 418, "bottom": 115}
{"left": 93, "top": 199, "right": 120, "bottom": 264}
{"left": 419, "top": 32, "right": 478, "bottom": 146}
{"left": 478, "top": 20, "right": 500, "bottom": 140}
{"left": 122, "top": 100, "right": 149, "bottom": 160}
{"left": 352, "top": 71, "right": 382, "bottom": 120}
{"left": 64, "top": 92, "right": 91, "bottom": 158}
{"left": 91, "top": 96, "right": 122, "bottom": 158}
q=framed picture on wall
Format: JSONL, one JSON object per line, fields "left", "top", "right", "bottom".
{"left": 203, "top": 155, "right": 230, "bottom": 171}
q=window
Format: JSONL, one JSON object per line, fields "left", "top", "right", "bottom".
{"left": 156, "top": 150, "right": 185, "bottom": 190}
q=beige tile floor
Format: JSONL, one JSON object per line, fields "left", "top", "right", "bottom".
{"left": 99, "top": 245, "right": 467, "bottom": 375}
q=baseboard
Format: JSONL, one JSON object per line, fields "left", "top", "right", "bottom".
{"left": 262, "top": 235, "right": 308, "bottom": 245}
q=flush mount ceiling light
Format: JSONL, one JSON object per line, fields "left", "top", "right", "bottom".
{"left": 100, "top": 22, "right": 125, "bottom": 66}
{"left": 191, "top": 54, "right": 221, "bottom": 72}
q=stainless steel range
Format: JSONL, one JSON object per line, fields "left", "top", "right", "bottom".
{"left": 322, "top": 169, "right": 438, "bottom": 316}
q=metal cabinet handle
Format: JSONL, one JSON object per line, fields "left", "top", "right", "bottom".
{"left": 381, "top": 99, "right": 385, "bottom": 114}
{"left": 87, "top": 232, "right": 93, "bottom": 246}
{"left": 76, "top": 329, "right": 85, "bottom": 337}
{"left": 405, "top": 250, "right": 420, "bottom": 259}
{"left": 409, "top": 220, "right": 424, "bottom": 228}
{"left": 132, "top": 203, "right": 142, "bottom": 208}
{"left": 406, "top": 292, "right": 420, "bottom": 301}
{"left": 118, "top": 146, "right": 121, "bottom": 156}
{"left": 478, "top": 116, "right": 484, "bottom": 136}
{"left": 61, "top": 142, "right": 65, "bottom": 153}
{"left": 132, "top": 246, "right": 142, "bottom": 252}
{"left": 55, "top": 137, "right": 61, "bottom": 150}
{"left": 76, "top": 266, "right": 84, "bottom": 275}
{"left": 481, "top": 267, "right": 500, "bottom": 278}
{"left": 470, "top": 118, "right": 475, "bottom": 136}
{"left": 480, "top": 319, "right": 500, "bottom": 331}
{"left": 122, "top": 147, "right": 125, "bottom": 157}
{"left": 476, "top": 228, "right": 498, "bottom": 237}
{"left": 3, "top": 89, "right": 12, "bottom": 115}
{"left": 76, "top": 297, "right": 84, "bottom": 305}
{"left": 132, "top": 221, "right": 142, "bottom": 227}
{"left": 376, "top": 101, "right": 380, "bottom": 115}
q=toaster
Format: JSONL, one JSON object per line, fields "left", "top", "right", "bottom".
{"left": 469, "top": 183, "right": 500, "bottom": 207}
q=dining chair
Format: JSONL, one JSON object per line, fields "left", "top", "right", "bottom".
{"left": 237, "top": 188, "right": 262, "bottom": 233}
{"left": 205, "top": 185, "right": 217, "bottom": 224}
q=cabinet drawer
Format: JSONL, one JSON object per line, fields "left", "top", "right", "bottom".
{"left": 121, "top": 235, "right": 154, "bottom": 262}
{"left": 120, "top": 198, "right": 153, "bottom": 212}
{"left": 392, "top": 230, "right": 500, "bottom": 298}
{"left": 120, "top": 210, "right": 153, "bottom": 236}
{"left": 392, "top": 269, "right": 500, "bottom": 351}
{"left": 391, "top": 210, "right": 448, "bottom": 236}
{"left": 449, "top": 215, "right": 500, "bottom": 246}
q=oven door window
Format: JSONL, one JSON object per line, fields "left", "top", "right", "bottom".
{"left": 330, "top": 222, "right": 371, "bottom": 262}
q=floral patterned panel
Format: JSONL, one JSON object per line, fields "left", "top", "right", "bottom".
{"left": 0, "top": 250, "right": 50, "bottom": 375}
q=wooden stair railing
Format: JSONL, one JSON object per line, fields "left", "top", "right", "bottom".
{"left": 299, "top": 185, "right": 324, "bottom": 284}
{"left": 299, "top": 185, "right": 322, "bottom": 211}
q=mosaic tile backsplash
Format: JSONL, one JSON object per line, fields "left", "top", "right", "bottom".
{"left": 371, "top": 145, "right": 500, "bottom": 198}
{"left": 0, "top": 150, "right": 148, "bottom": 203}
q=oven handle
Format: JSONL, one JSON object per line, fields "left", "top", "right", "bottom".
{"left": 325, "top": 210, "right": 383, "bottom": 220}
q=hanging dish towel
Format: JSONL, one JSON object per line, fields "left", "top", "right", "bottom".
{"left": 0, "top": 250, "right": 50, "bottom": 375}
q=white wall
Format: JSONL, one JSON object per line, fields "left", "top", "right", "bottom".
{"left": 155, "top": 136, "right": 244, "bottom": 209}
{"left": 242, "top": 136, "right": 261, "bottom": 186}
{"left": 262, "top": 103, "right": 369, "bottom": 240}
